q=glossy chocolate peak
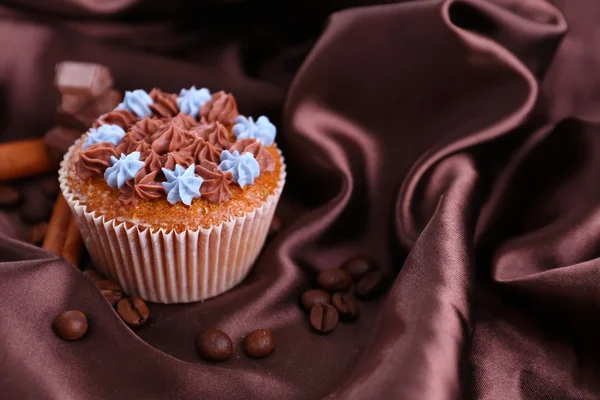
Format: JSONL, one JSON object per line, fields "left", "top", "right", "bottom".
{"left": 131, "top": 117, "right": 163, "bottom": 142}
{"left": 195, "top": 160, "right": 233, "bottom": 204}
{"left": 119, "top": 169, "right": 165, "bottom": 205}
{"left": 149, "top": 89, "right": 179, "bottom": 118}
{"left": 150, "top": 121, "right": 195, "bottom": 154}
{"left": 77, "top": 143, "right": 118, "bottom": 180}
{"left": 190, "top": 122, "right": 233, "bottom": 149}
{"left": 200, "top": 91, "right": 238, "bottom": 126}
{"left": 229, "top": 138, "right": 275, "bottom": 173}
{"left": 171, "top": 113, "right": 197, "bottom": 129}
{"left": 96, "top": 109, "right": 139, "bottom": 130}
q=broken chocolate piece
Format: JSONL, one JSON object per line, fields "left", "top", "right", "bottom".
{"left": 54, "top": 62, "right": 113, "bottom": 98}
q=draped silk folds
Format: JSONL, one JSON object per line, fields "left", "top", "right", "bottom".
{"left": 0, "top": 0, "right": 599, "bottom": 399}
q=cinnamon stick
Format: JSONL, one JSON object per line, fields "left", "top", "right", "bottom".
{"left": 62, "top": 217, "right": 83, "bottom": 266}
{"left": 0, "top": 139, "right": 54, "bottom": 181}
{"left": 43, "top": 195, "right": 84, "bottom": 266}
{"left": 42, "top": 196, "right": 71, "bottom": 254}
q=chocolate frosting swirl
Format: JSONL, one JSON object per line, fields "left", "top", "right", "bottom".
{"left": 164, "top": 151, "right": 195, "bottom": 171}
{"left": 77, "top": 143, "right": 118, "bottom": 180}
{"left": 149, "top": 89, "right": 179, "bottom": 118}
{"left": 95, "top": 109, "right": 139, "bottom": 130}
{"left": 171, "top": 113, "right": 197, "bottom": 129}
{"left": 195, "top": 139, "right": 222, "bottom": 164}
{"left": 149, "top": 122, "right": 196, "bottom": 154}
{"left": 190, "top": 122, "right": 233, "bottom": 149}
{"left": 194, "top": 160, "right": 233, "bottom": 204}
{"left": 229, "top": 138, "right": 275, "bottom": 173}
{"left": 119, "top": 169, "right": 165, "bottom": 205}
{"left": 130, "top": 117, "right": 163, "bottom": 142}
{"left": 200, "top": 91, "right": 238, "bottom": 126}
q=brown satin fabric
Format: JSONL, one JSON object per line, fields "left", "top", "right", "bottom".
{"left": 0, "top": 0, "right": 599, "bottom": 399}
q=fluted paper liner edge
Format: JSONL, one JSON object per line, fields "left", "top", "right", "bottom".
{"left": 58, "top": 138, "right": 285, "bottom": 304}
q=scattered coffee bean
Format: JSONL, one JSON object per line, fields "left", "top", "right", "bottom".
{"left": 341, "top": 255, "right": 376, "bottom": 282}
{"left": 301, "top": 289, "right": 331, "bottom": 311}
{"left": 196, "top": 329, "right": 233, "bottom": 362}
{"left": 310, "top": 304, "right": 339, "bottom": 333}
{"left": 53, "top": 310, "right": 88, "bottom": 341}
{"left": 269, "top": 215, "right": 282, "bottom": 237}
{"left": 95, "top": 280, "right": 122, "bottom": 306}
{"left": 331, "top": 292, "right": 360, "bottom": 320}
{"left": 244, "top": 329, "right": 276, "bottom": 358}
{"left": 27, "top": 222, "right": 48, "bottom": 244}
{"left": 116, "top": 297, "right": 150, "bottom": 328}
{"left": 316, "top": 269, "right": 353, "bottom": 292}
{"left": 355, "top": 271, "right": 385, "bottom": 300}
{"left": 0, "top": 185, "right": 20, "bottom": 207}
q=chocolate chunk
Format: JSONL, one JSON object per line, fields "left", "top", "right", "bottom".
{"left": 82, "top": 269, "right": 104, "bottom": 283}
{"left": 95, "top": 280, "right": 123, "bottom": 306}
{"left": 196, "top": 329, "right": 233, "bottom": 362}
{"left": 341, "top": 255, "right": 376, "bottom": 282}
{"left": 309, "top": 304, "right": 338, "bottom": 333}
{"left": 0, "top": 185, "right": 21, "bottom": 207}
{"left": 116, "top": 297, "right": 150, "bottom": 328}
{"left": 53, "top": 310, "right": 88, "bottom": 341}
{"left": 57, "top": 90, "right": 121, "bottom": 130}
{"left": 244, "top": 329, "right": 276, "bottom": 358}
{"left": 331, "top": 292, "right": 360, "bottom": 320}
{"left": 355, "top": 271, "right": 386, "bottom": 300}
{"left": 27, "top": 222, "right": 48, "bottom": 245}
{"left": 54, "top": 62, "right": 113, "bottom": 98}
{"left": 316, "top": 269, "right": 353, "bottom": 292}
{"left": 44, "top": 126, "right": 82, "bottom": 163}
{"left": 300, "top": 289, "right": 331, "bottom": 311}
{"left": 60, "top": 94, "right": 91, "bottom": 115}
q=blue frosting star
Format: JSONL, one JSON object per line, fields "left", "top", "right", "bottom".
{"left": 177, "top": 86, "right": 211, "bottom": 118}
{"left": 83, "top": 124, "right": 126, "bottom": 150}
{"left": 104, "top": 152, "right": 145, "bottom": 189}
{"left": 161, "top": 164, "right": 203, "bottom": 206}
{"left": 218, "top": 150, "right": 260, "bottom": 188}
{"left": 117, "top": 89, "right": 153, "bottom": 117}
{"left": 232, "top": 115, "right": 276, "bottom": 146}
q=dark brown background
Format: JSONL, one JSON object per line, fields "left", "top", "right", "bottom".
{"left": 1, "top": 0, "right": 599, "bottom": 398}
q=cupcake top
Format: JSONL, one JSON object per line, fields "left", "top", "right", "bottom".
{"left": 66, "top": 87, "right": 283, "bottom": 231}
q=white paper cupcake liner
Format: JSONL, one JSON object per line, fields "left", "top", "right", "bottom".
{"left": 59, "top": 139, "right": 285, "bottom": 303}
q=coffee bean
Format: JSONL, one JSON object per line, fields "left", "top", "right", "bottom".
{"left": 341, "top": 256, "right": 376, "bottom": 282}
{"left": 316, "top": 269, "right": 353, "bottom": 292}
{"left": 27, "top": 222, "right": 48, "bottom": 244}
{"left": 53, "top": 310, "right": 88, "bottom": 341}
{"left": 244, "top": 329, "right": 276, "bottom": 358}
{"left": 196, "top": 329, "right": 233, "bottom": 361}
{"left": 95, "top": 280, "right": 122, "bottom": 306}
{"left": 355, "top": 271, "right": 385, "bottom": 300}
{"left": 309, "top": 304, "right": 339, "bottom": 333}
{"left": 268, "top": 215, "right": 282, "bottom": 237}
{"left": 331, "top": 292, "right": 360, "bottom": 320}
{"left": 116, "top": 297, "right": 150, "bottom": 328}
{"left": 300, "top": 289, "right": 331, "bottom": 311}
{"left": 0, "top": 185, "right": 20, "bottom": 207}
{"left": 82, "top": 269, "right": 104, "bottom": 283}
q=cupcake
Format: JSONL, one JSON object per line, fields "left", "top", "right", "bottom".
{"left": 59, "top": 87, "right": 285, "bottom": 303}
